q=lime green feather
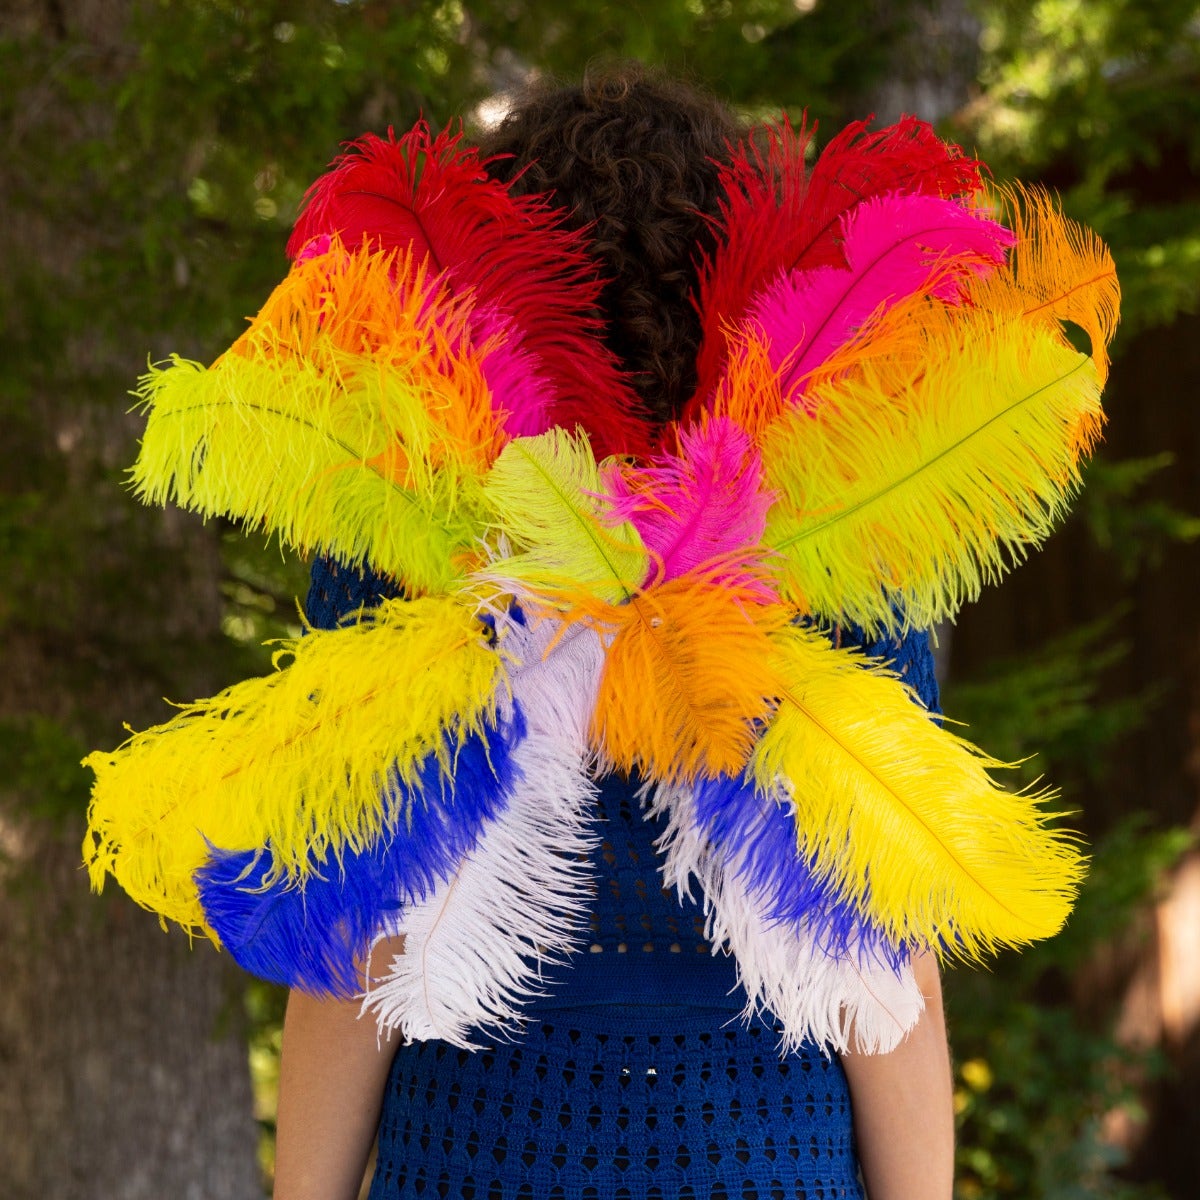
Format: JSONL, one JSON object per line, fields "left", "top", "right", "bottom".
{"left": 131, "top": 353, "right": 487, "bottom": 595}
{"left": 762, "top": 311, "right": 1104, "bottom": 634}
{"left": 481, "top": 429, "right": 647, "bottom": 604}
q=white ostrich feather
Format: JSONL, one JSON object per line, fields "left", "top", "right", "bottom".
{"left": 646, "top": 779, "right": 925, "bottom": 1055}
{"left": 362, "top": 615, "right": 606, "bottom": 1047}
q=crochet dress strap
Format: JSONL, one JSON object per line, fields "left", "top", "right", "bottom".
{"left": 305, "top": 558, "right": 940, "bottom": 1200}
{"left": 305, "top": 554, "right": 406, "bottom": 629}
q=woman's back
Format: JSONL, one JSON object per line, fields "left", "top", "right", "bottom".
{"left": 308, "top": 554, "right": 940, "bottom": 1199}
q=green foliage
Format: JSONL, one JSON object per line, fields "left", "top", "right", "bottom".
{"left": 947, "top": 611, "right": 1152, "bottom": 789}
{"left": 1084, "top": 454, "right": 1200, "bottom": 579}
{"left": 951, "top": 995, "right": 1169, "bottom": 1200}
{"left": 465, "top": 0, "right": 916, "bottom": 125}
{"left": 962, "top": 0, "right": 1200, "bottom": 334}
{"left": 944, "top": 626, "right": 1192, "bottom": 1198}
{"left": 0, "top": 716, "right": 92, "bottom": 827}
{"left": 94, "top": 1, "right": 474, "bottom": 350}
{"left": 947, "top": 812, "right": 1189, "bottom": 1199}
{"left": 218, "top": 528, "right": 312, "bottom": 648}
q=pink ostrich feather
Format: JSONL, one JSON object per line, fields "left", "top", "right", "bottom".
{"left": 461, "top": 304, "right": 557, "bottom": 439}
{"left": 602, "top": 418, "right": 775, "bottom": 591}
{"left": 750, "top": 193, "right": 1015, "bottom": 405}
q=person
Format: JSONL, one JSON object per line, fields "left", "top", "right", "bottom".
{"left": 272, "top": 64, "right": 955, "bottom": 1200}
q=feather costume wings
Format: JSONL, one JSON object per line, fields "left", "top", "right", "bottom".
{"left": 84, "top": 116, "right": 1117, "bottom": 1052}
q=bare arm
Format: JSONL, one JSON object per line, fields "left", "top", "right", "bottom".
{"left": 841, "top": 952, "right": 954, "bottom": 1200}
{"left": 273, "top": 938, "right": 405, "bottom": 1200}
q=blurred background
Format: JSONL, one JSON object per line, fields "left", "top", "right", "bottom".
{"left": 2, "top": 1, "right": 1198, "bottom": 1197}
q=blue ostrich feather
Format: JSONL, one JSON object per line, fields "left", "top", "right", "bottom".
{"left": 196, "top": 702, "right": 527, "bottom": 996}
{"left": 692, "top": 770, "right": 908, "bottom": 969}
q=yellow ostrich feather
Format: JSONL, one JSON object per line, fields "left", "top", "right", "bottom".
{"left": 481, "top": 428, "right": 648, "bottom": 605}
{"left": 132, "top": 242, "right": 502, "bottom": 594}
{"left": 762, "top": 309, "right": 1105, "bottom": 633}
{"left": 751, "top": 624, "right": 1084, "bottom": 956}
{"left": 82, "top": 596, "right": 502, "bottom": 935}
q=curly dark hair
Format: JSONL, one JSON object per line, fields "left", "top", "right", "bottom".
{"left": 478, "top": 63, "right": 746, "bottom": 427}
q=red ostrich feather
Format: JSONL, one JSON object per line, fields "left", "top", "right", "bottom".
{"left": 288, "top": 122, "right": 652, "bottom": 459}
{"left": 683, "top": 115, "right": 985, "bottom": 425}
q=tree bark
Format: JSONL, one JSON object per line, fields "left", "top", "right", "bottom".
{"left": 0, "top": 0, "right": 262, "bottom": 1194}
{"left": 0, "top": 824, "right": 262, "bottom": 1200}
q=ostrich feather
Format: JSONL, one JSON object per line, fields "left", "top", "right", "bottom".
{"left": 465, "top": 303, "right": 556, "bottom": 438}
{"left": 687, "top": 771, "right": 903, "bottom": 966}
{"left": 762, "top": 309, "right": 1105, "bottom": 633}
{"left": 749, "top": 624, "right": 1085, "bottom": 958}
{"left": 796, "top": 115, "right": 984, "bottom": 271}
{"left": 194, "top": 701, "right": 524, "bottom": 997}
{"left": 686, "top": 115, "right": 983, "bottom": 421}
{"left": 362, "top": 615, "right": 607, "bottom": 1047}
{"left": 749, "top": 194, "right": 1014, "bottom": 406}
{"left": 689, "top": 116, "right": 815, "bottom": 416}
{"left": 967, "top": 184, "right": 1121, "bottom": 384}
{"left": 82, "top": 596, "right": 502, "bottom": 934}
{"left": 288, "top": 122, "right": 651, "bottom": 457}
{"left": 132, "top": 244, "right": 502, "bottom": 593}
{"left": 713, "top": 289, "right": 951, "bottom": 447}
{"left": 708, "top": 334, "right": 792, "bottom": 447}
{"left": 267, "top": 227, "right": 558, "bottom": 439}
{"left": 600, "top": 417, "right": 775, "bottom": 586}
{"left": 648, "top": 779, "right": 923, "bottom": 1054}
{"left": 589, "top": 571, "right": 785, "bottom": 782}
{"left": 495, "top": 611, "right": 611, "bottom": 747}
{"left": 481, "top": 428, "right": 647, "bottom": 604}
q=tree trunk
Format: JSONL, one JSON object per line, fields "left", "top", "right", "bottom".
{"left": 0, "top": 823, "right": 262, "bottom": 1200}
{"left": 0, "top": 0, "right": 262, "bottom": 1194}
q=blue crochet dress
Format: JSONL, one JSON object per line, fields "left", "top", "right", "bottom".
{"left": 306, "top": 557, "right": 940, "bottom": 1200}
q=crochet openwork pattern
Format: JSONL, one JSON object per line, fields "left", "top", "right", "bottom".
{"left": 368, "top": 778, "right": 868, "bottom": 1200}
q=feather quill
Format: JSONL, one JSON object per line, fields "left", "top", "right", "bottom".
{"left": 762, "top": 309, "right": 1106, "bottom": 633}
{"left": 649, "top": 778, "right": 923, "bottom": 1054}
{"left": 749, "top": 624, "right": 1085, "bottom": 957}
{"left": 363, "top": 614, "right": 607, "bottom": 1046}
{"left": 82, "top": 596, "right": 502, "bottom": 933}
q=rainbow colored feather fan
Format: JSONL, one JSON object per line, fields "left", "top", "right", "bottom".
{"left": 83, "top": 117, "right": 1117, "bottom": 1053}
